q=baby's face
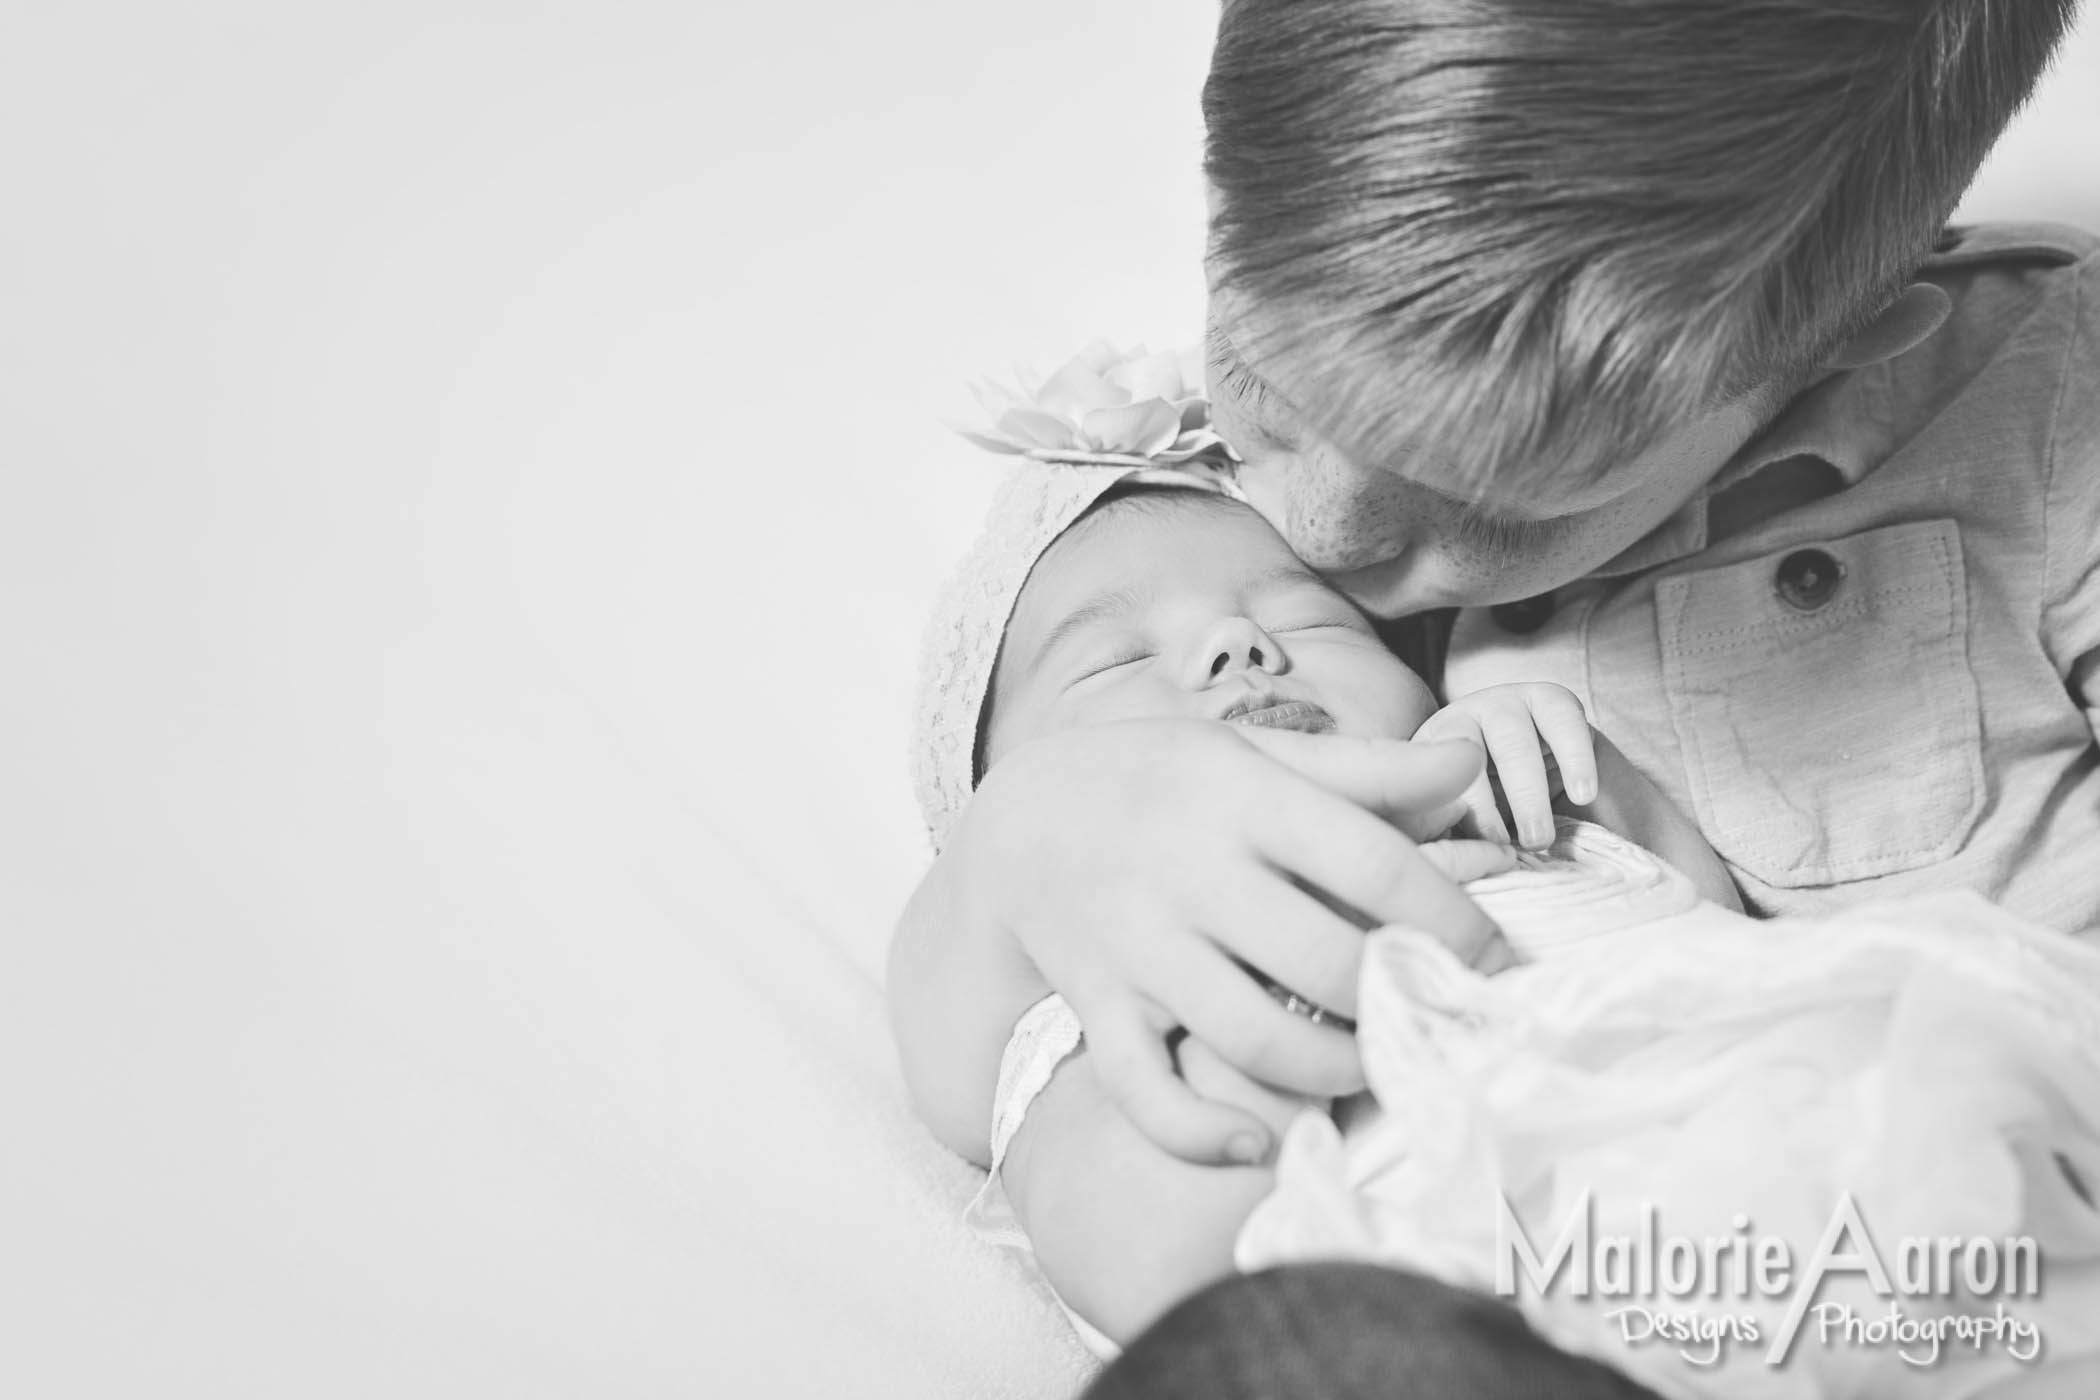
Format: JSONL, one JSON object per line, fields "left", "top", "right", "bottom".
{"left": 982, "top": 491, "right": 1439, "bottom": 769}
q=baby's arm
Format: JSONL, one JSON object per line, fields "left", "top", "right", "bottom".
{"left": 1001, "top": 1036, "right": 1316, "bottom": 1346}
{"left": 888, "top": 847, "right": 1052, "bottom": 1166}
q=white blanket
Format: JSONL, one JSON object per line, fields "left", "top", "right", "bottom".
{"left": 1239, "top": 825, "right": 2100, "bottom": 1400}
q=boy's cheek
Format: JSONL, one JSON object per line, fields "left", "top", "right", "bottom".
{"left": 1278, "top": 477, "right": 1425, "bottom": 575}
{"left": 1228, "top": 437, "right": 1384, "bottom": 567}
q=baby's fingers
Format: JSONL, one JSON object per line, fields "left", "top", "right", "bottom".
{"left": 1479, "top": 711, "right": 1557, "bottom": 850}
{"left": 1455, "top": 768, "right": 1512, "bottom": 846}
{"left": 1529, "top": 693, "right": 1599, "bottom": 806}
{"left": 1086, "top": 1003, "right": 1278, "bottom": 1166}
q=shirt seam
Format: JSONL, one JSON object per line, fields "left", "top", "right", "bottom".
{"left": 2039, "top": 252, "right": 2092, "bottom": 661}
{"left": 1668, "top": 585, "right": 1947, "bottom": 658}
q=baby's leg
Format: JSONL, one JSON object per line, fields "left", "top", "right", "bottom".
{"left": 1088, "top": 1263, "right": 1660, "bottom": 1400}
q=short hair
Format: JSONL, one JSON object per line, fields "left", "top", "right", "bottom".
{"left": 1204, "top": 0, "right": 2078, "bottom": 489}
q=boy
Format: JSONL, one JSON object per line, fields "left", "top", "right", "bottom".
{"left": 897, "top": 7, "right": 2098, "bottom": 1391}
{"left": 892, "top": 0, "right": 2098, "bottom": 1187}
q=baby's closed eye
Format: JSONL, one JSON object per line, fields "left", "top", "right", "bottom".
{"left": 1072, "top": 647, "right": 1155, "bottom": 683}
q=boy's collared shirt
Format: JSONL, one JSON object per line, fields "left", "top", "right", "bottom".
{"left": 1445, "top": 223, "right": 2100, "bottom": 931}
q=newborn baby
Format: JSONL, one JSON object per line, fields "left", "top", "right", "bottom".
{"left": 905, "top": 461, "right": 2100, "bottom": 1397}
{"left": 912, "top": 465, "right": 1730, "bottom": 1328}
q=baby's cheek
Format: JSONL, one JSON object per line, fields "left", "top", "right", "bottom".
{"left": 1061, "top": 675, "right": 1198, "bottom": 731}
{"left": 1329, "top": 656, "right": 1437, "bottom": 740}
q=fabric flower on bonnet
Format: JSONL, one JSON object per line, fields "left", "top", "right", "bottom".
{"left": 911, "top": 341, "right": 1241, "bottom": 853}
{"left": 956, "top": 340, "right": 1238, "bottom": 470}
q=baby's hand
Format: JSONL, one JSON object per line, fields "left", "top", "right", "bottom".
{"left": 1413, "top": 683, "right": 1598, "bottom": 851}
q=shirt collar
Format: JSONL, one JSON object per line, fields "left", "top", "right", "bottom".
{"left": 1589, "top": 360, "right": 1895, "bottom": 579}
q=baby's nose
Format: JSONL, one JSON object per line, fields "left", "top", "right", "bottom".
{"left": 1194, "top": 616, "right": 1285, "bottom": 684}
{"left": 1210, "top": 640, "right": 1266, "bottom": 677}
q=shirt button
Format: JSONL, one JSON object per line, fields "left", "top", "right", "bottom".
{"left": 1774, "top": 548, "right": 1844, "bottom": 611}
{"left": 1489, "top": 592, "right": 1557, "bottom": 634}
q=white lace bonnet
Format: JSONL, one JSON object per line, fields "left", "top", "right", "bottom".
{"left": 910, "top": 342, "right": 1240, "bottom": 852}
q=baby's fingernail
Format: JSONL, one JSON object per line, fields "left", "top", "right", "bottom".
{"left": 1227, "top": 1132, "right": 1269, "bottom": 1165}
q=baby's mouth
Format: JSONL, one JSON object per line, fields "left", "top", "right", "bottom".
{"left": 1219, "top": 694, "right": 1337, "bottom": 734}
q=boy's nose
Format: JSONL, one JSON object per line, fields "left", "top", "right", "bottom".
{"left": 1191, "top": 615, "right": 1286, "bottom": 687}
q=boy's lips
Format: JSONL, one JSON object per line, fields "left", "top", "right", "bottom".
{"left": 1218, "top": 693, "right": 1337, "bottom": 734}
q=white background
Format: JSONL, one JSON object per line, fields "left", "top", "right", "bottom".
{"left": 0, "top": 4, "right": 2093, "bottom": 1395}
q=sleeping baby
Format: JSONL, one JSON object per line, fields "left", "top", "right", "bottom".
{"left": 901, "top": 457, "right": 2100, "bottom": 1400}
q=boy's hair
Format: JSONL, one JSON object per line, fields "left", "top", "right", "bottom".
{"left": 1203, "top": 0, "right": 2078, "bottom": 489}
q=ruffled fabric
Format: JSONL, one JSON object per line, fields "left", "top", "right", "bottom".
{"left": 962, "top": 993, "right": 1121, "bottom": 1359}
{"left": 1238, "top": 822, "right": 2100, "bottom": 1399}
{"left": 1467, "top": 818, "right": 1703, "bottom": 956}
{"left": 966, "top": 993, "right": 1086, "bottom": 1251}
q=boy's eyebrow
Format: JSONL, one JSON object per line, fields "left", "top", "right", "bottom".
{"left": 1420, "top": 479, "right": 1554, "bottom": 536}
{"left": 1204, "top": 323, "right": 1291, "bottom": 406}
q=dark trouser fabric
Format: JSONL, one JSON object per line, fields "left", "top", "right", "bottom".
{"left": 1086, "top": 1263, "right": 1661, "bottom": 1400}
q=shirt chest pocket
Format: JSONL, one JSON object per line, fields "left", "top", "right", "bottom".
{"left": 1655, "top": 519, "right": 1985, "bottom": 888}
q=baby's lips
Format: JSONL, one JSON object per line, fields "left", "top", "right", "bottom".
{"left": 1224, "top": 700, "right": 1337, "bottom": 734}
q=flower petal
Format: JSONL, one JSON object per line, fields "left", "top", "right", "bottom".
{"left": 1107, "top": 349, "right": 1184, "bottom": 405}
{"left": 1035, "top": 358, "right": 1129, "bottom": 421}
{"left": 1155, "top": 429, "right": 1240, "bottom": 465}
{"left": 997, "top": 405, "right": 1081, "bottom": 450}
{"left": 969, "top": 379, "right": 1024, "bottom": 421}
{"left": 953, "top": 427, "right": 1025, "bottom": 455}
{"left": 1072, "top": 338, "right": 1126, "bottom": 375}
{"left": 1081, "top": 398, "right": 1182, "bottom": 457}
{"left": 1023, "top": 447, "right": 1157, "bottom": 469}
{"left": 1175, "top": 397, "right": 1211, "bottom": 433}
{"left": 1175, "top": 344, "right": 1207, "bottom": 394}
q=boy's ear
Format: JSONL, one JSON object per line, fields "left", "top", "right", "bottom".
{"left": 1824, "top": 283, "right": 1953, "bottom": 371}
